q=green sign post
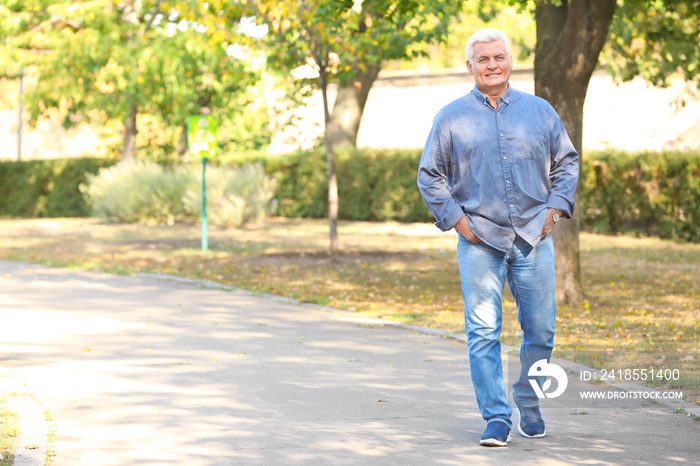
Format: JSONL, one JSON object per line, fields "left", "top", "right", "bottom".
{"left": 187, "top": 115, "right": 217, "bottom": 251}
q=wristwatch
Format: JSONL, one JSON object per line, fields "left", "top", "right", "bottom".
{"left": 552, "top": 211, "right": 560, "bottom": 223}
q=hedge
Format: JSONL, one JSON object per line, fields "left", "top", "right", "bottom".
{"left": 227, "top": 148, "right": 700, "bottom": 242}
{"left": 1, "top": 149, "right": 698, "bottom": 242}
{"left": 0, "top": 157, "right": 118, "bottom": 218}
{"left": 579, "top": 150, "right": 700, "bottom": 241}
{"left": 225, "top": 148, "right": 433, "bottom": 223}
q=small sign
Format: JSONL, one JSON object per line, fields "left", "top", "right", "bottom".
{"left": 187, "top": 115, "right": 217, "bottom": 158}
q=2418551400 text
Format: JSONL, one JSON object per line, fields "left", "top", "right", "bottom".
{"left": 580, "top": 368, "right": 680, "bottom": 382}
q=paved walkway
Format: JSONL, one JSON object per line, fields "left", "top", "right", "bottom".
{"left": 0, "top": 261, "right": 698, "bottom": 465}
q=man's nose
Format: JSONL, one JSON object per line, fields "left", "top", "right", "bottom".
{"left": 486, "top": 59, "right": 498, "bottom": 68}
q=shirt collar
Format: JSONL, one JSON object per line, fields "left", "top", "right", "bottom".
{"left": 471, "top": 84, "right": 516, "bottom": 107}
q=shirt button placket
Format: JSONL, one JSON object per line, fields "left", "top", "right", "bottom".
{"left": 498, "top": 112, "right": 517, "bottom": 221}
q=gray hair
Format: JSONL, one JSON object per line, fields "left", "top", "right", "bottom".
{"left": 466, "top": 28, "right": 512, "bottom": 64}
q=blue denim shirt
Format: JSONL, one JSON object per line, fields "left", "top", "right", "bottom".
{"left": 417, "top": 85, "right": 579, "bottom": 253}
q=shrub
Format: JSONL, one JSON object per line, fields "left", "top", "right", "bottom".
{"left": 579, "top": 150, "right": 700, "bottom": 241}
{"left": 224, "top": 147, "right": 433, "bottom": 223}
{"left": 2, "top": 149, "right": 698, "bottom": 243}
{"left": 182, "top": 162, "right": 279, "bottom": 227}
{"left": 227, "top": 147, "right": 700, "bottom": 242}
{"left": 0, "top": 158, "right": 117, "bottom": 218}
{"left": 80, "top": 160, "right": 277, "bottom": 227}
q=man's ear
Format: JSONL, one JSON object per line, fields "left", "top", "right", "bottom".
{"left": 466, "top": 60, "right": 473, "bottom": 74}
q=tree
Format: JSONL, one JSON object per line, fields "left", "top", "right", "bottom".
{"left": 606, "top": 0, "right": 700, "bottom": 92}
{"left": 4, "top": 0, "right": 255, "bottom": 162}
{"left": 527, "top": 0, "right": 700, "bottom": 303}
{"left": 148, "top": 26, "right": 258, "bottom": 160}
{"left": 0, "top": 0, "right": 61, "bottom": 73}
{"left": 230, "top": 1, "right": 460, "bottom": 254}
{"left": 533, "top": 0, "right": 616, "bottom": 303}
{"left": 244, "top": 0, "right": 350, "bottom": 254}
{"left": 324, "top": 1, "right": 459, "bottom": 147}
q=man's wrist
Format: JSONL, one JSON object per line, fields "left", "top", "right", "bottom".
{"left": 547, "top": 207, "right": 561, "bottom": 223}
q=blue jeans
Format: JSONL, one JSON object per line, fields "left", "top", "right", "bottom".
{"left": 457, "top": 233, "right": 556, "bottom": 429}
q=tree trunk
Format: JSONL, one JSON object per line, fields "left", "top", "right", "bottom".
{"left": 177, "top": 123, "right": 189, "bottom": 159}
{"left": 534, "top": 0, "right": 616, "bottom": 304}
{"left": 121, "top": 104, "right": 138, "bottom": 163}
{"left": 320, "top": 67, "right": 339, "bottom": 255}
{"left": 327, "top": 63, "right": 381, "bottom": 147}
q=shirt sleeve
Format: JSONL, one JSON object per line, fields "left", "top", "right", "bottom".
{"left": 547, "top": 108, "right": 579, "bottom": 219}
{"left": 417, "top": 114, "right": 466, "bottom": 231}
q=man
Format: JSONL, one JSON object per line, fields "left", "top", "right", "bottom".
{"left": 417, "top": 28, "right": 579, "bottom": 447}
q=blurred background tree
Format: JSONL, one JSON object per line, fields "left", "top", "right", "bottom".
{"left": 387, "top": 2, "right": 537, "bottom": 70}
{"left": 1, "top": 0, "right": 265, "bottom": 162}
{"left": 216, "top": 0, "right": 464, "bottom": 254}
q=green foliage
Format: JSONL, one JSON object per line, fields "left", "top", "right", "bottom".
{"left": 3, "top": 0, "right": 259, "bottom": 160}
{"left": 218, "top": 89, "right": 272, "bottom": 154}
{"left": 132, "top": 92, "right": 272, "bottom": 164}
{"left": 392, "top": 2, "right": 537, "bottom": 70}
{"left": 228, "top": 148, "right": 700, "bottom": 242}
{"left": 580, "top": 150, "right": 700, "bottom": 242}
{"left": 249, "top": 0, "right": 462, "bottom": 84}
{"left": 225, "top": 149, "right": 326, "bottom": 218}
{"left": 0, "top": 0, "right": 62, "bottom": 74}
{"left": 226, "top": 148, "right": 433, "bottom": 222}
{"left": 182, "top": 163, "right": 279, "bottom": 227}
{"left": 3, "top": 150, "right": 698, "bottom": 242}
{"left": 337, "top": 149, "right": 433, "bottom": 222}
{"left": 81, "top": 160, "right": 192, "bottom": 225}
{"left": 606, "top": 0, "right": 700, "bottom": 91}
{"left": 0, "top": 157, "right": 117, "bottom": 217}
{"left": 81, "top": 160, "right": 277, "bottom": 227}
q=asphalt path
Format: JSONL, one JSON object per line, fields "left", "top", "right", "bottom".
{"left": 1, "top": 261, "right": 698, "bottom": 465}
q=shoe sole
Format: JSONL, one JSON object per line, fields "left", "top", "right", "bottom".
{"left": 479, "top": 434, "right": 511, "bottom": 447}
{"left": 516, "top": 406, "right": 546, "bottom": 438}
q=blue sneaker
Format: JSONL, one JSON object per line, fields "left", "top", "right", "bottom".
{"left": 514, "top": 398, "right": 546, "bottom": 438}
{"left": 479, "top": 421, "right": 511, "bottom": 447}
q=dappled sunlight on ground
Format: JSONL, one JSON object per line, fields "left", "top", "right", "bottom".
{"left": 0, "top": 218, "right": 698, "bottom": 402}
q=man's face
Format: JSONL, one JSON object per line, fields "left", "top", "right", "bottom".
{"left": 467, "top": 40, "right": 513, "bottom": 96}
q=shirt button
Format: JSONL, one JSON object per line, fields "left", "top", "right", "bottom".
{"left": 503, "top": 156, "right": 507, "bottom": 160}
{"left": 500, "top": 133, "right": 504, "bottom": 136}
{"left": 506, "top": 180, "right": 510, "bottom": 183}
{"left": 510, "top": 204, "right": 514, "bottom": 207}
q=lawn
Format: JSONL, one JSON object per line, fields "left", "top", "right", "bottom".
{"left": 0, "top": 217, "right": 698, "bottom": 401}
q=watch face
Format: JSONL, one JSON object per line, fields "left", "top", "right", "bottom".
{"left": 552, "top": 212, "right": 560, "bottom": 223}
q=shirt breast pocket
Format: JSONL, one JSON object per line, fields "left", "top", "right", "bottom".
{"left": 513, "top": 131, "right": 548, "bottom": 160}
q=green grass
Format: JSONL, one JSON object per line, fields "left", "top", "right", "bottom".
{"left": 0, "top": 217, "right": 698, "bottom": 403}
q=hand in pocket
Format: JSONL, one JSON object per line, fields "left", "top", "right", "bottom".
{"left": 455, "top": 216, "right": 481, "bottom": 244}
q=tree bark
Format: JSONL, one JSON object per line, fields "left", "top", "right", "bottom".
{"left": 177, "top": 123, "right": 189, "bottom": 159}
{"left": 320, "top": 67, "right": 339, "bottom": 255}
{"left": 327, "top": 63, "right": 381, "bottom": 147}
{"left": 121, "top": 103, "right": 138, "bottom": 163}
{"left": 534, "top": 0, "right": 616, "bottom": 304}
